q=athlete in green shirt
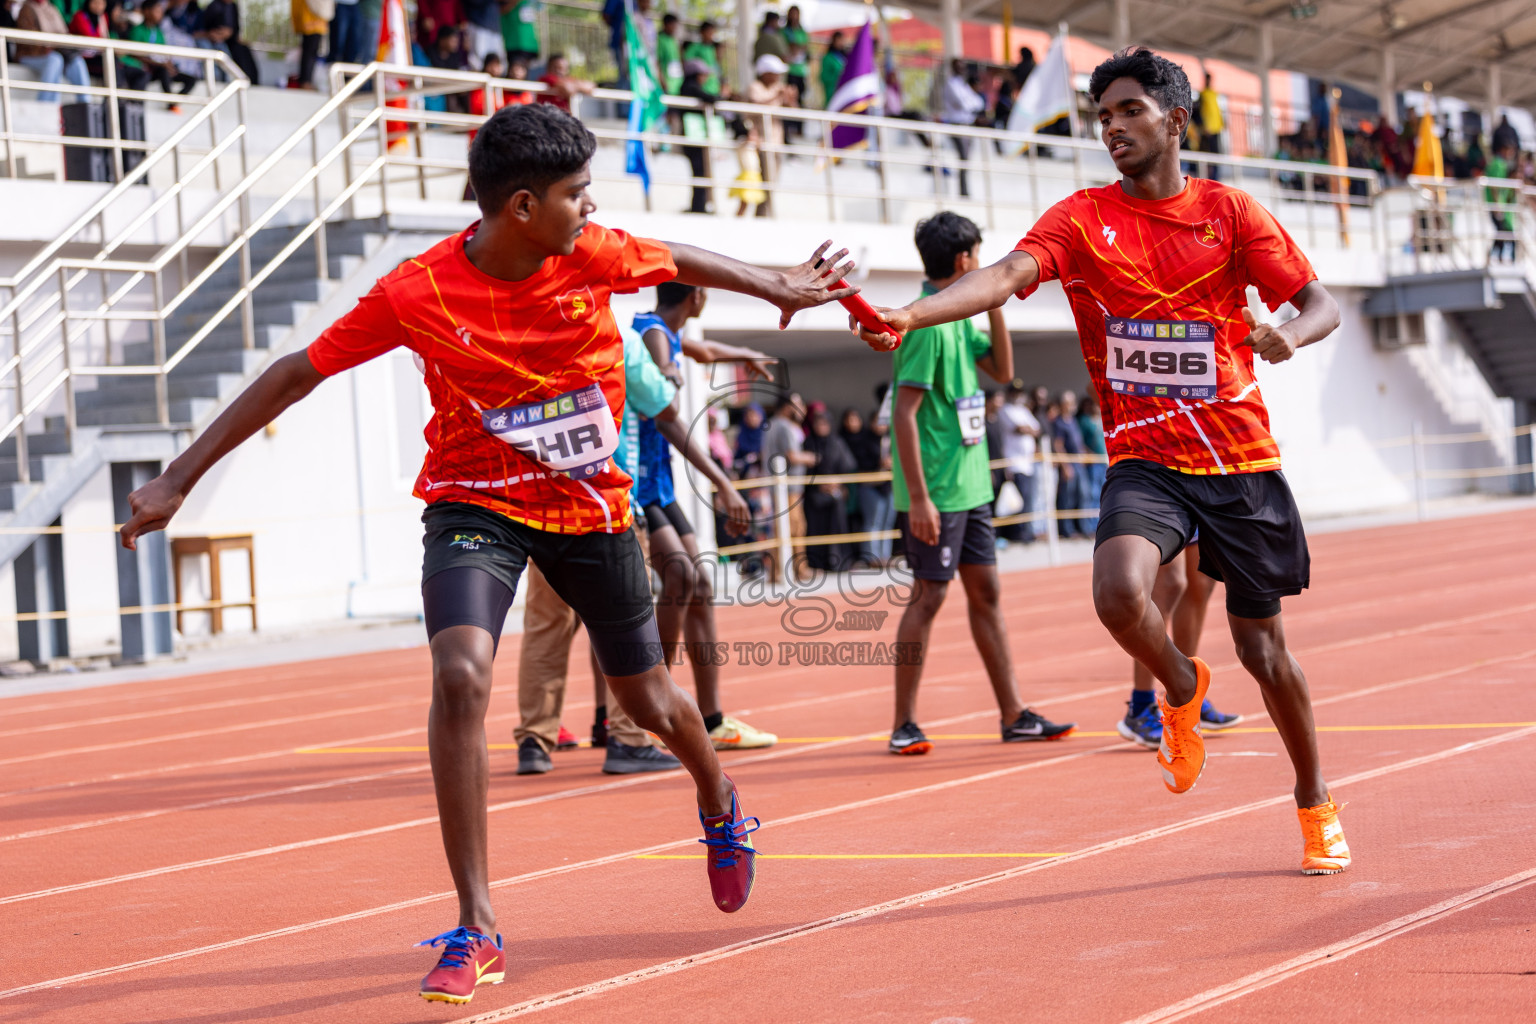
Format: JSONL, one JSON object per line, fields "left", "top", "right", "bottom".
{"left": 886, "top": 212, "right": 1076, "bottom": 757}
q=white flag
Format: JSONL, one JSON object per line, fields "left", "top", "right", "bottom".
{"left": 1007, "top": 33, "right": 1072, "bottom": 135}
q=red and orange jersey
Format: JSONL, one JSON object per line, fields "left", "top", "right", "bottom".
{"left": 307, "top": 222, "right": 676, "bottom": 534}
{"left": 1014, "top": 177, "right": 1316, "bottom": 476}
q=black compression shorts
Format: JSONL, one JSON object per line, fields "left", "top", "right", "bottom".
{"left": 1093, "top": 459, "right": 1310, "bottom": 619}
{"left": 420, "top": 502, "right": 663, "bottom": 675}
{"left": 642, "top": 500, "right": 694, "bottom": 537}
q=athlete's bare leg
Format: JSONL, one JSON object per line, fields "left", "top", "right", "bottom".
{"left": 958, "top": 562, "right": 1026, "bottom": 722}
{"left": 649, "top": 523, "right": 722, "bottom": 719}
{"left": 427, "top": 625, "right": 499, "bottom": 935}
{"left": 678, "top": 529, "right": 723, "bottom": 719}
{"left": 1094, "top": 535, "right": 1199, "bottom": 705}
{"left": 1131, "top": 553, "right": 1189, "bottom": 694}
{"left": 1173, "top": 543, "right": 1218, "bottom": 654}
{"left": 603, "top": 661, "right": 732, "bottom": 813}
{"left": 893, "top": 577, "right": 948, "bottom": 729}
{"left": 1228, "top": 612, "right": 1328, "bottom": 808}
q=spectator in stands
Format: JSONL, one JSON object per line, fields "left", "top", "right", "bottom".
{"left": 752, "top": 10, "right": 786, "bottom": 63}
{"left": 536, "top": 52, "right": 593, "bottom": 112}
{"left": 290, "top": 0, "right": 328, "bottom": 89}
{"left": 329, "top": 0, "right": 360, "bottom": 63}
{"left": 940, "top": 59, "right": 984, "bottom": 198}
{"left": 0, "top": 0, "right": 15, "bottom": 35}
{"left": 429, "top": 23, "right": 466, "bottom": 68}
{"left": 600, "top": 0, "right": 625, "bottom": 84}
{"left": 804, "top": 404, "right": 855, "bottom": 572}
{"left": 159, "top": 2, "right": 209, "bottom": 86}
{"left": 782, "top": 5, "right": 808, "bottom": 107}
{"left": 1192, "top": 70, "right": 1222, "bottom": 179}
{"left": 501, "top": 0, "right": 537, "bottom": 66}
{"left": 682, "top": 20, "right": 721, "bottom": 96}
{"left": 198, "top": 0, "right": 259, "bottom": 83}
{"left": 415, "top": 0, "right": 461, "bottom": 49}
{"left": 1012, "top": 45, "right": 1034, "bottom": 90}
{"left": 997, "top": 381, "right": 1039, "bottom": 544}
{"left": 762, "top": 391, "right": 816, "bottom": 582}
{"left": 69, "top": 0, "right": 111, "bottom": 78}
{"left": 841, "top": 405, "right": 888, "bottom": 563}
{"left": 655, "top": 11, "right": 681, "bottom": 93}
{"left": 127, "top": 0, "right": 197, "bottom": 107}
{"left": 678, "top": 57, "right": 719, "bottom": 214}
{"left": 1050, "top": 390, "right": 1086, "bottom": 538}
{"left": 733, "top": 401, "right": 765, "bottom": 479}
{"left": 1487, "top": 140, "right": 1519, "bottom": 262}
{"left": 883, "top": 64, "right": 903, "bottom": 118}
{"left": 818, "top": 30, "right": 846, "bottom": 108}
{"left": 1492, "top": 114, "right": 1519, "bottom": 157}
{"left": 745, "top": 53, "right": 793, "bottom": 217}
{"left": 460, "top": 0, "right": 503, "bottom": 66}
{"left": 15, "top": 0, "right": 90, "bottom": 103}
{"left": 1076, "top": 394, "right": 1105, "bottom": 533}
{"left": 632, "top": 0, "right": 656, "bottom": 67}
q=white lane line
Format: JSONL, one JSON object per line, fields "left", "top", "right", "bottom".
{"left": 4, "top": 723, "right": 1532, "bottom": 1004}
{"left": 0, "top": 698, "right": 424, "bottom": 768}
{"left": 450, "top": 725, "right": 1536, "bottom": 1022}
{"left": 0, "top": 742, "right": 1121, "bottom": 1000}
{"left": 0, "top": 675, "right": 421, "bottom": 740}
{"left": 0, "top": 682, "right": 1123, "bottom": 905}
{"left": 1118, "top": 867, "right": 1536, "bottom": 1024}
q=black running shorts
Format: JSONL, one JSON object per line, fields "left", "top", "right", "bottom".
{"left": 642, "top": 500, "right": 694, "bottom": 537}
{"left": 420, "top": 502, "right": 662, "bottom": 674}
{"left": 897, "top": 503, "right": 997, "bottom": 582}
{"left": 1094, "top": 459, "right": 1309, "bottom": 619}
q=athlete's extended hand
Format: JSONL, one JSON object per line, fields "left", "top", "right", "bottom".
{"left": 907, "top": 494, "right": 941, "bottom": 547}
{"left": 715, "top": 483, "right": 753, "bottom": 538}
{"left": 774, "top": 241, "right": 857, "bottom": 329}
{"left": 850, "top": 305, "right": 910, "bottom": 353}
{"left": 119, "top": 472, "right": 185, "bottom": 551}
{"left": 1241, "top": 307, "right": 1299, "bottom": 364}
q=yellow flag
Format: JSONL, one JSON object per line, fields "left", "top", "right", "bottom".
{"left": 1411, "top": 108, "right": 1443, "bottom": 178}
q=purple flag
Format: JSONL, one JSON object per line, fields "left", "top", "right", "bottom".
{"left": 829, "top": 22, "right": 878, "bottom": 149}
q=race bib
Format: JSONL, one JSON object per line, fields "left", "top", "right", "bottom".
{"left": 1104, "top": 317, "right": 1218, "bottom": 400}
{"left": 481, "top": 383, "right": 618, "bottom": 479}
{"left": 956, "top": 392, "right": 986, "bottom": 446}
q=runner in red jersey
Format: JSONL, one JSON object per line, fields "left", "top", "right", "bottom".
{"left": 120, "top": 103, "right": 864, "bottom": 1004}
{"left": 856, "top": 48, "right": 1351, "bottom": 876}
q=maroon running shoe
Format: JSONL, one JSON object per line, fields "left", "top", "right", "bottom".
{"left": 699, "top": 781, "right": 761, "bottom": 913}
{"left": 417, "top": 926, "right": 504, "bottom": 1004}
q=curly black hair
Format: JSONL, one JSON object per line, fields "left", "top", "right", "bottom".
{"left": 1087, "top": 47, "right": 1192, "bottom": 120}
{"left": 467, "top": 104, "right": 596, "bottom": 215}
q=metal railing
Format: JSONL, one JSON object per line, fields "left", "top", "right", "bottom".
{"left": 0, "top": 56, "right": 1531, "bottom": 500}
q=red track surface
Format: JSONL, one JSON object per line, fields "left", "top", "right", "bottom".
{"left": 3, "top": 510, "right": 1534, "bottom": 1023}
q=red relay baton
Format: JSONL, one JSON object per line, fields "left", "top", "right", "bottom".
{"left": 815, "top": 257, "right": 903, "bottom": 347}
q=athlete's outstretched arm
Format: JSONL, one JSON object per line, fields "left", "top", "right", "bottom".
{"left": 974, "top": 307, "right": 1014, "bottom": 385}
{"left": 666, "top": 240, "right": 857, "bottom": 329}
{"left": 1242, "top": 281, "right": 1339, "bottom": 363}
{"left": 854, "top": 250, "right": 1039, "bottom": 347}
{"left": 119, "top": 351, "right": 325, "bottom": 550}
{"left": 654, "top": 406, "right": 753, "bottom": 536}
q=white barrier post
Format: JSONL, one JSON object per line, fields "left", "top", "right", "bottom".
{"left": 771, "top": 455, "right": 792, "bottom": 594}
{"left": 1041, "top": 441, "right": 1061, "bottom": 567}
{"left": 1411, "top": 420, "right": 1428, "bottom": 521}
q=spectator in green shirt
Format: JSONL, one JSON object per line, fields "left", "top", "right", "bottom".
{"left": 884, "top": 211, "right": 1076, "bottom": 757}
{"left": 817, "top": 30, "right": 846, "bottom": 108}
{"left": 682, "top": 21, "right": 722, "bottom": 95}
{"left": 782, "top": 5, "right": 808, "bottom": 97}
{"left": 1486, "top": 143, "right": 1518, "bottom": 262}
{"left": 126, "top": 0, "right": 197, "bottom": 107}
{"left": 655, "top": 12, "right": 682, "bottom": 94}
{"left": 501, "top": 0, "right": 539, "bottom": 64}
{"left": 752, "top": 10, "right": 787, "bottom": 62}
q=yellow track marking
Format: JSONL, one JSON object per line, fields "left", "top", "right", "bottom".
{"left": 635, "top": 853, "right": 1069, "bottom": 860}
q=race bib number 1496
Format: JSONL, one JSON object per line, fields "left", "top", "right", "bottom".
{"left": 1104, "top": 316, "right": 1217, "bottom": 400}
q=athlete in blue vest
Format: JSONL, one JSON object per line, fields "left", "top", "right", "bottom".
{"left": 634, "top": 282, "right": 780, "bottom": 750}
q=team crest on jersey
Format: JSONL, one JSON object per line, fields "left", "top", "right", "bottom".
{"left": 1191, "top": 218, "right": 1225, "bottom": 248}
{"left": 556, "top": 286, "right": 597, "bottom": 323}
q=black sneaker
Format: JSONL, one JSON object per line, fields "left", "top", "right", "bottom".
{"left": 516, "top": 736, "right": 553, "bottom": 775}
{"left": 1002, "top": 708, "right": 1076, "bottom": 742}
{"left": 888, "top": 721, "right": 933, "bottom": 756}
{"left": 591, "top": 717, "right": 609, "bottom": 749}
{"left": 602, "top": 739, "right": 682, "bottom": 774}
